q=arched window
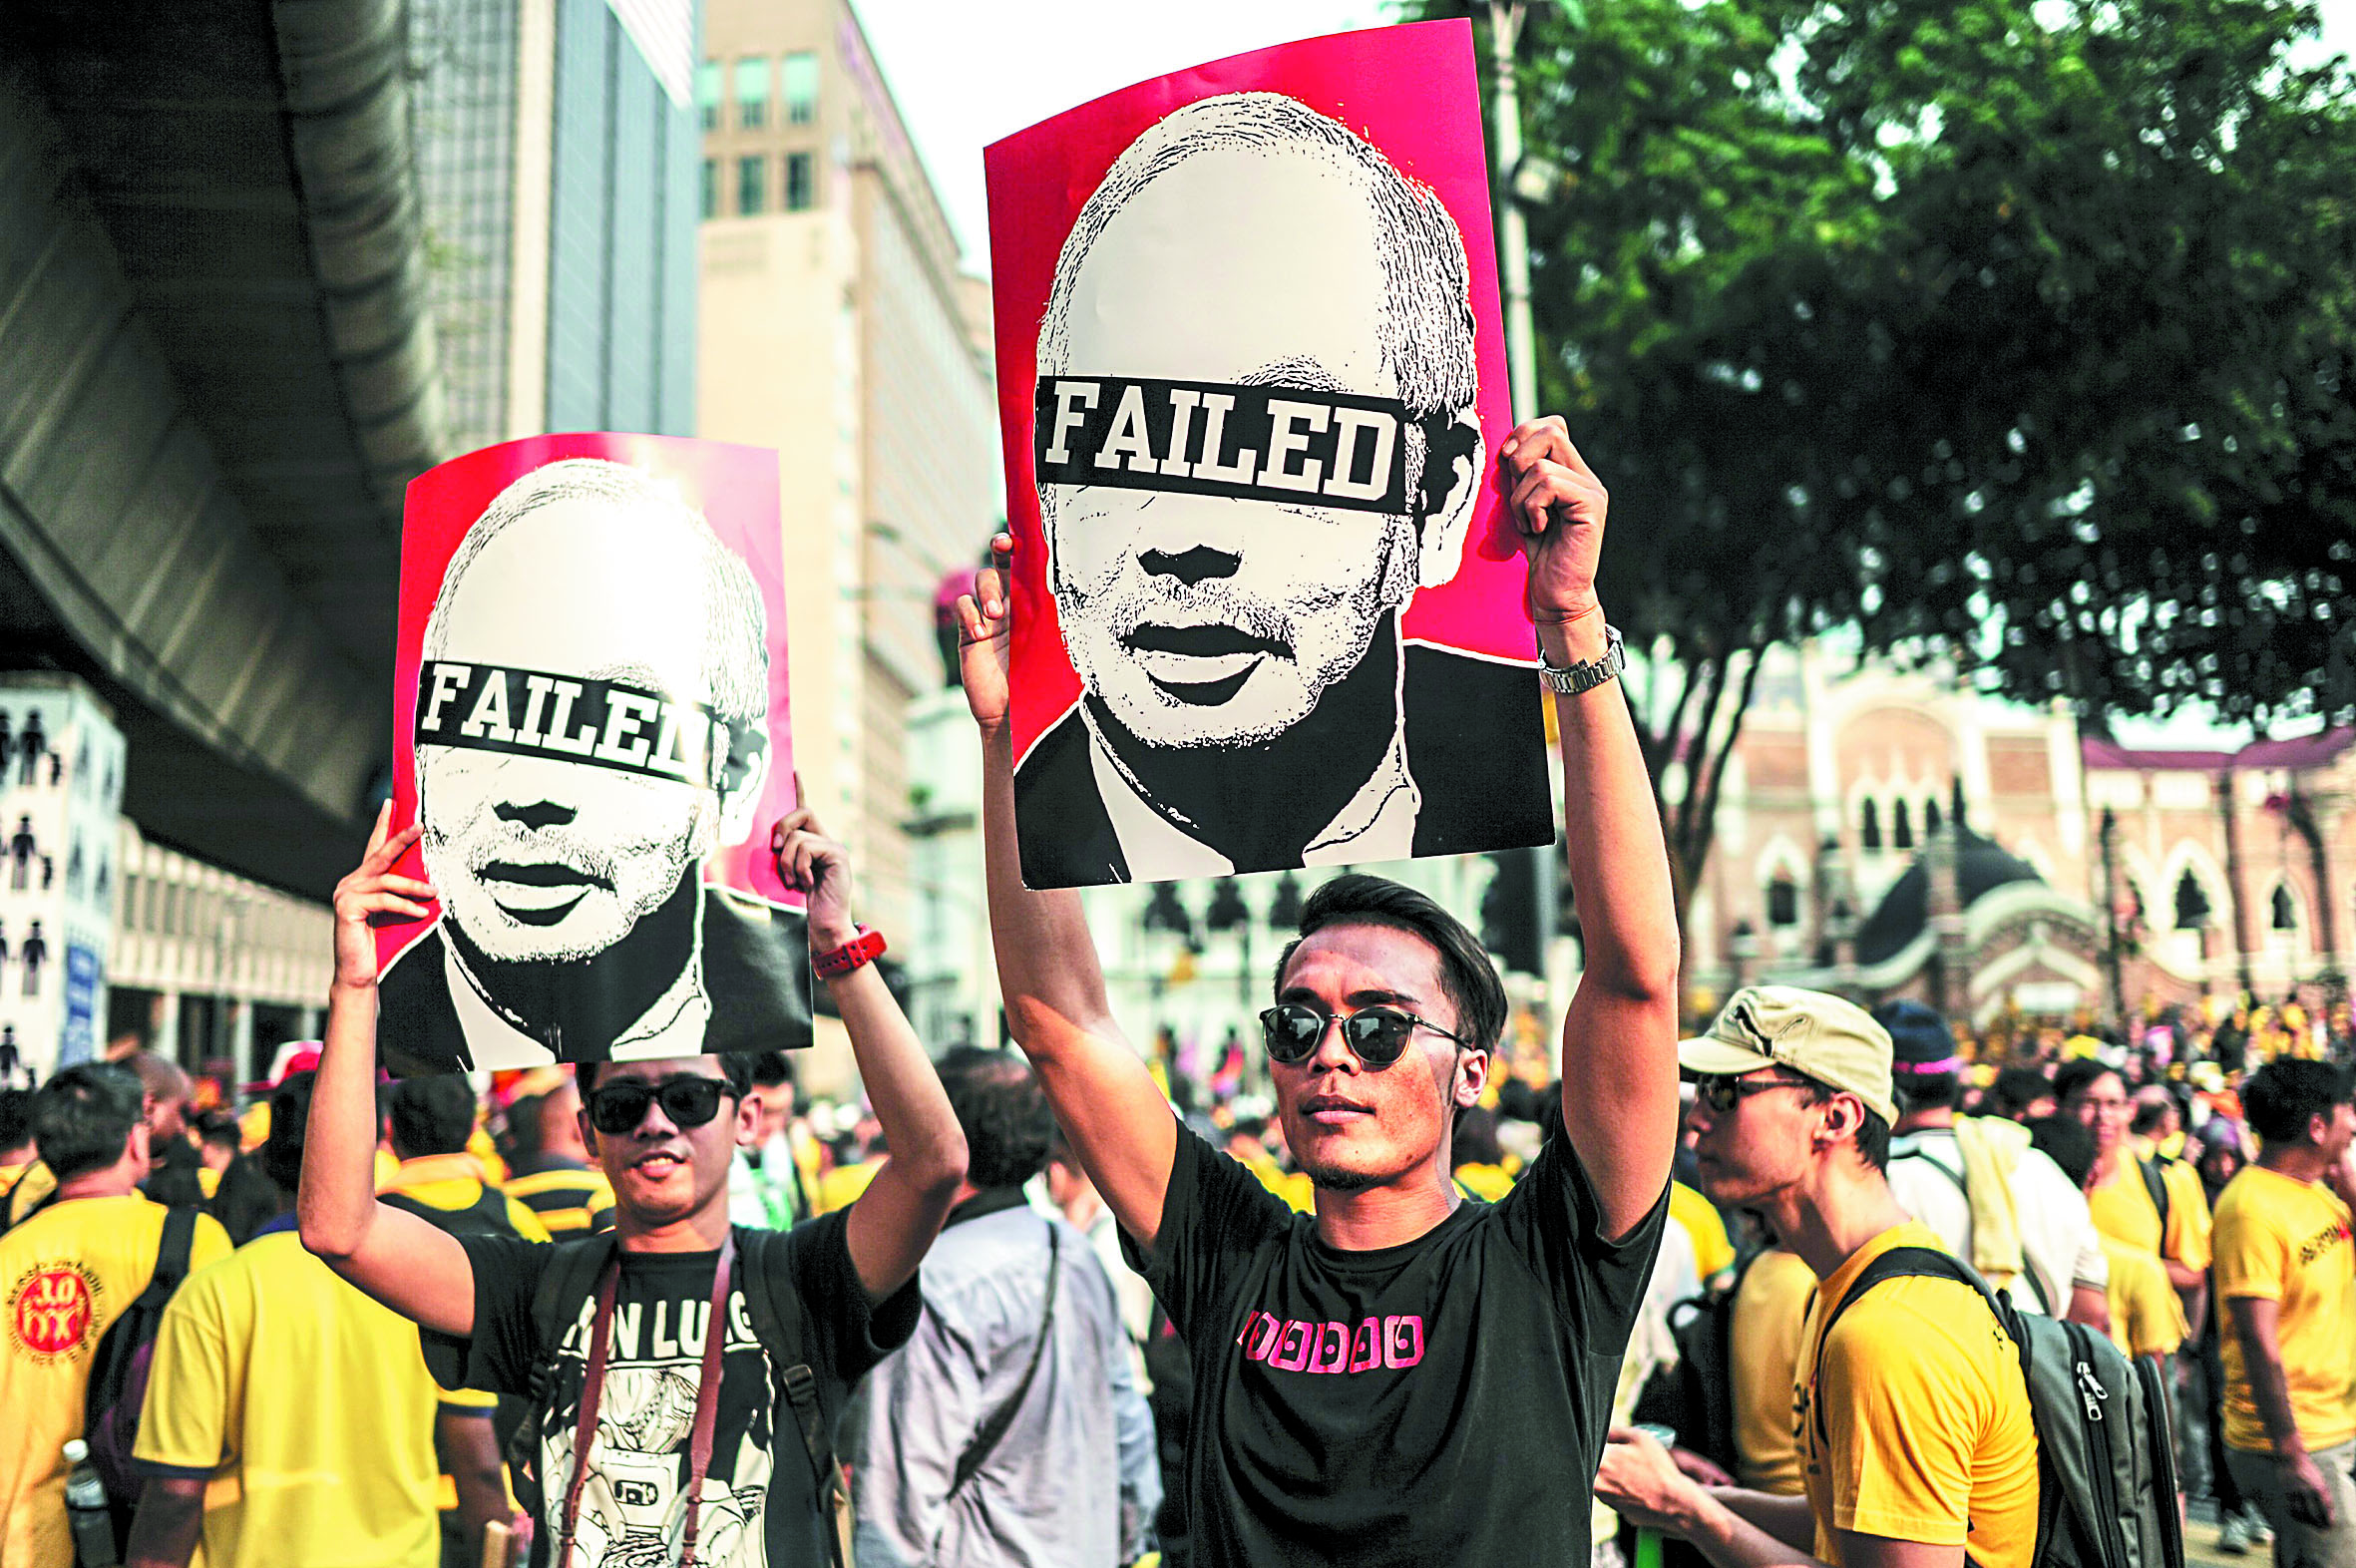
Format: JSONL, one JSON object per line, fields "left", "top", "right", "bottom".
{"left": 1892, "top": 799, "right": 1914, "bottom": 851}
{"left": 1923, "top": 798, "right": 1942, "bottom": 836}
{"left": 2271, "top": 883, "right": 2298, "bottom": 932}
{"left": 2173, "top": 869, "right": 2211, "bottom": 931}
{"left": 1859, "top": 798, "right": 1881, "bottom": 851}
{"left": 1766, "top": 876, "right": 1800, "bottom": 928}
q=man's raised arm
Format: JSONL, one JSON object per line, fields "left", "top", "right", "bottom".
{"left": 1503, "top": 419, "right": 1683, "bottom": 1242}
{"left": 957, "top": 539, "right": 1180, "bottom": 1252}
{"left": 773, "top": 806, "right": 967, "bottom": 1302}
{"left": 296, "top": 805, "right": 479, "bottom": 1336}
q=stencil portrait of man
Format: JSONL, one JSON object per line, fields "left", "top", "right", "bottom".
{"left": 1016, "top": 92, "right": 1552, "bottom": 888}
{"left": 379, "top": 458, "right": 811, "bottom": 1073}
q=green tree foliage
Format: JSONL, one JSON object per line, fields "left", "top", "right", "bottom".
{"left": 1418, "top": 0, "right": 2356, "bottom": 923}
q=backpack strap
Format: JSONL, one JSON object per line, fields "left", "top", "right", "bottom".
{"left": 735, "top": 1227, "right": 847, "bottom": 1568}
{"left": 949, "top": 1222, "right": 1061, "bottom": 1500}
{"left": 1891, "top": 1138, "right": 1971, "bottom": 1200}
{"left": 1810, "top": 1245, "right": 2013, "bottom": 1448}
{"left": 135, "top": 1207, "right": 200, "bottom": 1310}
{"left": 505, "top": 1234, "right": 616, "bottom": 1489}
{"left": 2138, "top": 1158, "right": 2170, "bottom": 1234}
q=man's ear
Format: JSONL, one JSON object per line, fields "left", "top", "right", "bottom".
{"left": 735, "top": 1092, "right": 764, "bottom": 1151}
{"left": 716, "top": 737, "right": 772, "bottom": 848}
{"left": 579, "top": 1107, "right": 599, "bottom": 1161}
{"left": 1455, "top": 1048, "right": 1491, "bottom": 1110}
{"left": 1415, "top": 409, "right": 1485, "bottom": 589}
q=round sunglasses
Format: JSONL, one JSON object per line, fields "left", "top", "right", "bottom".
{"left": 585, "top": 1074, "right": 735, "bottom": 1135}
{"left": 1258, "top": 1002, "right": 1474, "bottom": 1070}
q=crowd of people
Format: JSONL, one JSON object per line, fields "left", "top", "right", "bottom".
{"left": 0, "top": 417, "right": 2346, "bottom": 1568}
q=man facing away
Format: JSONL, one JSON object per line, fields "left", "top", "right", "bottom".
{"left": 124, "top": 1068, "right": 491, "bottom": 1568}
{"left": 2211, "top": 1059, "right": 2356, "bottom": 1568}
{"left": 851, "top": 1047, "right": 1159, "bottom": 1567}
{"left": 953, "top": 416, "right": 1682, "bottom": 1566}
{"left": 502, "top": 1068, "right": 617, "bottom": 1237}
{"left": 0, "top": 1064, "right": 232, "bottom": 1566}
{"left": 1597, "top": 987, "right": 2041, "bottom": 1568}
{"left": 1876, "top": 997, "right": 2110, "bottom": 1325}
{"left": 301, "top": 803, "right": 968, "bottom": 1567}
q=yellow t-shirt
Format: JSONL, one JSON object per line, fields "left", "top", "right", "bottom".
{"left": 1671, "top": 1181, "right": 1738, "bottom": 1283}
{"left": 1798, "top": 1222, "right": 2040, "bottom": 1568}
{"left": 382, "top": 1154, "right": 553, "bottom": 1242}
{"left": 0, "top": 1195, "right": 233, "bottom": 1568}
{"left": 133, "top": 1230, "right": 447, "bottom": 1568}
{"left": 1732, "top": 1246, "right": 1816, "bottom": 1496}
{"left": 2100, "top": 1239, "right": 2188, "bottom": 1361}
{"left": 2088, "top": 1156, "right": 2211, "bottom": 1271}
{"left": 1453, "top": 1162, "right": 1515, "bottom": 1203}
{"left": 0, "top": 1161, "right": 27, "bottom": 1200}
{"left": 2212, "top": 1164, "right": 2356, "bottom": 1452}
{"left": 7, "top": 1159, "right": 57, "bottom": 1225}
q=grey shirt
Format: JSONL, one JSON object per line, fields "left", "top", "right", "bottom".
{"left": 852, "top": 1193, "right": 1160, "bottom": 1566}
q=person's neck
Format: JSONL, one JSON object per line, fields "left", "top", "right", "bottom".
{"left": 55, "top": 1163, "right": 141, "bottom": 1203}
{"left": 1764, "top": 1164, "right": 1914, "bottom": 1282}
{"left": 1894, "top": 1106, "right": 1955, "bottom": 1133}
{"left": 2257, "top": 1144, "right": 2333, "bottom": 1184}
{"left": 1311, "top": 1158, "right": 1460, "bottom": 1252}
{"left": 1092, "top": 617, "right": 1401, "bottom": 872}
{"left": 1059, "top": 1185, "right": 1104, "bottom": 1232}
{"left": 616, "top": 1199, "right": 732, "bottom": 1254}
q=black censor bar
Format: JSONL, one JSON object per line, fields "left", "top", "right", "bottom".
{"left": 414, "top": 660, "right": 763, "bottom": 794}
{"left": 1034, "top": 376, "right": 1428, "bottom": 514}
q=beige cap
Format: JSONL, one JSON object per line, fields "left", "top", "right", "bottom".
{"left": 1678, "top": 984, "right": 1898, "bottom": 1126}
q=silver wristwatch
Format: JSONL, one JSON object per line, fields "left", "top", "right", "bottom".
{"left": 1537, "top": 623, "right": 1625, "bottom": 695}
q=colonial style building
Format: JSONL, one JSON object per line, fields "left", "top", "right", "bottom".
{"left": 1691, "top": 646, "right": 2352, "bottom": 1024}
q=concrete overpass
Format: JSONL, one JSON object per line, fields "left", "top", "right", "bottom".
{"left": 0, "top": 0, "right": 448, "bottom": 897}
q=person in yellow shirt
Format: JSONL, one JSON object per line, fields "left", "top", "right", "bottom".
{"left": 0, "top": 1063, "right": 232, "bottom": 1566}
{"left": 2023, "top": 1116, "right": 2189, "bottom": 1363}
{"left": 1599, "top": 986, "right": 2039, "bottom": 1568}
{"left": 1728, "top": 1246, "right": 1815, "bottom": 1495}
{"left": 2213, "top": 1059, "right": 2356, "bottom": 1568}
{"left": 1671, "top": 1179, "right": 1739, "bottom": 1288}
{"left": 501, "top": 1068, "right": 617, "bottom": 1236}
{"left": 124, "top": 1068, "right": 500, "bottom": 1568}
{"left": 2059, "top": 1059, "right": 2209, "bottom": 1339}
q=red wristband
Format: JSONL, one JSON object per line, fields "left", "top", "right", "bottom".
{"left": 813, "top": 926, "right": 887, "bottom": 980}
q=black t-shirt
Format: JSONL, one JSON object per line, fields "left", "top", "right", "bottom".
{"left": 1124, "top": 1124, "right": 1667, "bottom": 1568}
{"left": 425, "top": 1210, "right": 920, "bottom": 1567}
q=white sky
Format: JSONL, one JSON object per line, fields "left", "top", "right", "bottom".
{"left": 847, "top": 0, "right": 2353, "bottom": 746}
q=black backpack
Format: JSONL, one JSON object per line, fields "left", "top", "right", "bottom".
{"left": 1813, "top": 1247, "right": 2184, "bottom": 1568}
{"left": 84, "top": 1206, "right": 200, "bottom": 1533}
{"left": 1629, "top": 1253, "right": 1756, "bottom": 1476}
{"left": 512, "top": 1227, "right": 847, "bottom": 1567}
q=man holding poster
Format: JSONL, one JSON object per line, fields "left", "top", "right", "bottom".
{"left": 376, "top": 443, "right": 814, "bottom": 1074}
{"left": 988, "top": 29, "right": 1554, "bottom": 889}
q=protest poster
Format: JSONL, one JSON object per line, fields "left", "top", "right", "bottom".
{"left": 374, "top": 435, "right": 811, "bottom": 1075}
{"left": 984, "top": 19, "right": 1555, "bottom": 891}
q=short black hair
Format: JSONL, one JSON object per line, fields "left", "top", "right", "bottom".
{"left": 579, "top": 1055, "right": 755, "bottom": 1101}
{"left": 1274, "top": 874, "right": 1505, "bottom": 1052}
{"left": 32, "top": 1063, "right": 145, "bottom": 1181}
{"left": 2130, "top": 1089, "right": 2184, "bottom": 1138}
{"left": 2026, "top": 1114, "right": 2097, "bottom": 1189}
{"left": 2243, "top": 1060, "right": 2353, "bottom": 1146}
{"left": 384, "top": 1075, "right": 477, "bottom": 1159}
{"left": 260, "top": 1071, "right": 317, "bottom": 1192}
{"left": 1892, "top": 1071, "right": 1964, "bottom": 1116}
{"left": 0, "top": 1087, "right": 32, "bottom": 1155}
{"left": 2052, "top": 1059, "right": 2121, "bottom": 1107}
{"left": 1783, "top": 1077, "right": 1891, "bottom": 1172}
{"left": 196, "top": 1110, "right": 242, "bottom": 1150}
{"left": 749, "top": 1051, "right": 797, "bottom": 1092}
{"left": 937, "top": 1046, "right": 1051, "bottom": 1190}
{"left": 1985, "top": 1067, "right": 2056, "bottom": 1121}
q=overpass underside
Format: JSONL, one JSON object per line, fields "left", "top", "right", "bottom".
{"left": 0, "top": 0, "right": 449, "bottom": 896}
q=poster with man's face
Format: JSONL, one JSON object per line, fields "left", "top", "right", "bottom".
{"left": 375, "top": 436, "right": 811, "bottom": 1075}
{"left": 985, "top": 21, "right": 1554, "bottom": 891}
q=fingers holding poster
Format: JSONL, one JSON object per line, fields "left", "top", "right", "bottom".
{"left": 985, "top": 22, "right": 1555, "bottom": 892}
{"left": 376, "top": 437, "right": 812, "bottom": 1075}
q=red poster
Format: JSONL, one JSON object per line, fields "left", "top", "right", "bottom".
{"left": 985, "top": 21, "right": 1553, "bottom": 891}
{"left": 374, "top": 435, "right": 810, "bottom": 1074}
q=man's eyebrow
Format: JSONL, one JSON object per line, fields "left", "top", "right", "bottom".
{"left": 1273, "top": 984, "right": 1423, "bottom": 1008}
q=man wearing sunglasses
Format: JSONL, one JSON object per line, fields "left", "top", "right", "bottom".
{"left": 299, "top": 804, "right": 968, "bottom": 1568}
{"left": 954, "top": 417, "right": 1682, "bottom": 1567}
{"left": 1596, "top": 985, "right": 2041, "bottom": 1568}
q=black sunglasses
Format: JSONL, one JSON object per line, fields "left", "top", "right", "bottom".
{"left": 1690, "top": 1071, "right": 1818, "bottom": 1115}
{"left": 1258, "top": 1002, "right": 1473, "bottom": 1070}
{"left": 586, "top": 1074, "right": 734, "bottom": 1135}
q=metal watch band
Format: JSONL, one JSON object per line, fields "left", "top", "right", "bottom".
{"left": 1536, "top": 622, "right": 1625, "bottom": 695}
